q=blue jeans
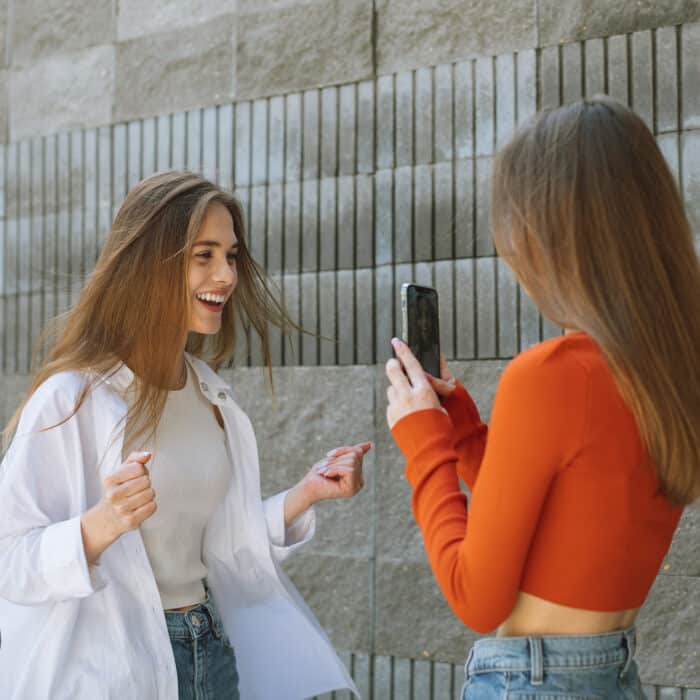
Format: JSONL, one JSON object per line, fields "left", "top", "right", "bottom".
{"left": 165, "top": 593, "right": 240, "bottom": 700}
{"left": 462, "top": 626, "right": 646, "bottom": 699}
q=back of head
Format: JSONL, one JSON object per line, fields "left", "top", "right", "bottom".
{"left": 492, "top": 96, "right": 700, "bottom": 505}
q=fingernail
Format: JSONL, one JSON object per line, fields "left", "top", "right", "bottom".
{"left": 391, "top": 337, "right": 399, "bottom": 348}
{"left": 317, "top": 460, "right": 329, "bottom": 471}
{"left": 326, "top": 449, "right": 337, "bottom": 457}
{"left": 138, "top": 451, "right": 151, "bottom": 458}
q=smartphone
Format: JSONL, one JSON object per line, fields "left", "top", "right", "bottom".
{"left": 400, "top": 283, "right": 441, "bottom": 378}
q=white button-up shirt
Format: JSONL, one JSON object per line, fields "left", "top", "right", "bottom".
{"left": 0, "top": 354, "right": 358, "bottom": 699}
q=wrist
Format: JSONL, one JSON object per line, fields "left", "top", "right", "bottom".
{"left": 81, "top": 504, "right": 120, "bottom": 564}
{"left": 283, "top": 481, "right": 314, "bottom": 528}
{"left": 292, "top": 479, "right": 315, "bottom": 510}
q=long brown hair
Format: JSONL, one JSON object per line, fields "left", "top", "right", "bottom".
{"left": 3, "top": 171, "right": 296, "bottom": 450}
{"left": 491, "top": 96, "right": 700, "bottom": 505}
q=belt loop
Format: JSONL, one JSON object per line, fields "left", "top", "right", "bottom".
{"left": 202, "top": 600, "right": 221, "bottom": 640}
{"left": 464, "top": 646, "right": 475, "bottom": 679}
{"left": 620, "top": 627, "right": 636, "bottom": 678}
{"left": 528, "top": 637, "right": 544, "bottom": 685}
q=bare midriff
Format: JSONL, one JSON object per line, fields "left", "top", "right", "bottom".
{"left": 165, "top": 603, "right": 201, "bottom": 612}
{"left": 497, "top": 591, "right": 638, "bottom": 637}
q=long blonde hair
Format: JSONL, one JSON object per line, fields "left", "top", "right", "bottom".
{"left": 492, "top": 96, "right": 700, "bottom": 505}
{"left": 3, "top": 171, "right": 296, "bottom": 450}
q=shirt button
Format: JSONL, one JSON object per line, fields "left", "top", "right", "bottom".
{"left": 200, "top": 382, "right": 209, "bottom": 392}
{"left": 217, "top": 391, "right": 227, "bottom": 400}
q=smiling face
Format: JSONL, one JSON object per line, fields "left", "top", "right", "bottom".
{"left": 187, "top": 202, "right": 239, "bottom": 335}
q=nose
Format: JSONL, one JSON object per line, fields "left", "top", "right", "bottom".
{"left": 213, "top": 258, "right": 237, "bottom": 287}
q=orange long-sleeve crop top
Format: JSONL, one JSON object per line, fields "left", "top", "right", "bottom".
{"left": 391, "top": 332, "right": 683, "bottom": 634}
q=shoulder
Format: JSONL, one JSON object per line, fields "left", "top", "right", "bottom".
{"left": 20, "top": 370, "right": 94, "bottom": 427}
{"left": 498, "top": 333, "right": 594, "bottom": 409}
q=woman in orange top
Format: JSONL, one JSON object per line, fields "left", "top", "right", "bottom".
{"left": 386, "top": 96, "right": 700, "bottom": 699}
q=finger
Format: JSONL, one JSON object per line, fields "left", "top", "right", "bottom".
{"left": 106, "top": 461, "right": 150, "bottom": 487}
{"left": 385, "top": 357, "right": 411, "bottom": 391}
{"left": 319, "top": 465, "right": 356, "bottom": 479}
{"left": 391, "top": 338, "right": 429, "bottom": 388}
{"left": 427, "top": 374, "right": 454, "bottom": 397}
{"left": 125, "top": 451, "right": 152, "bottom": 465}
{"left": 439, "top": 354, "right": 456, "bottom": 386}
{"left": 125, "top": 500, "right": 158, "bottom": 529}
{"left": 325, "top": 446, "right": 353, "bottom": 459}
{"left": 324, "top": 454, "right": 359, "bottom": 470}
{"left": 112, "top": 474, "right": 151, "bottom": 500}
{"left": 353, "top": 441, "right": 372, "bottom": 454}
{"left": 121, "top": 487, "right": 156, "bottom": 512}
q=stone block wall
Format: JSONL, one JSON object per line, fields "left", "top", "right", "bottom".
{"left": 1, "top": 1, "right": 700, "bottom": 696}
{"left": 1, "top": 1, "right": 700, "bottom": 141}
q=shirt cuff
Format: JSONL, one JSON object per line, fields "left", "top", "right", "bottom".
{"left": 263, "top": 490, "right": 316, "bottom": 563}
{"left": 40, "top": 515, "right": 108, "bottom": 601}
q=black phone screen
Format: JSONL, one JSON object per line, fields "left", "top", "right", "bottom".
{"left": 405, "top": 285, "right": 440, "bottom": 378}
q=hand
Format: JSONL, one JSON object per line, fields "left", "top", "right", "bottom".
{"left": 81, "top": 451, "right": 157, "bottom": 565}
{"left": 426, "top": 352, "right": 458, "bottom": 399}
{"left": 300, "top": 442, "right": 371, "bottom": 506}
{"left": 386, "top": 337, "right": 444, "bottom": 429}
{"left": 96, "top": 451, "right": 157, "bottom": 539}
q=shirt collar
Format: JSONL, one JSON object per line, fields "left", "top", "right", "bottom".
{"left": 100, "top": 352, "right": 231, "bottom": 401}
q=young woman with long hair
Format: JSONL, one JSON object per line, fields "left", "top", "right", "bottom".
{"left": 385, "top": 96, "right": 700, "bottom": 698}
{"left": 0, "top": 171, "right": 370, "bottom": 699}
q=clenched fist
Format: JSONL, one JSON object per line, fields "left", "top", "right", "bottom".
{"left": 99, "top": 452, "right": 158, "bottom": 537}
{"left": 80, "top": 451, "right": 157, "bottom": 565}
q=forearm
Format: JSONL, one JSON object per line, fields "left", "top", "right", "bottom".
{"left": 283, "top": 482, "right": 313, "bottom": 528}
{"left": 443, "top": 383, "right": 488, "bottom": 489}
{"left": 80, "top": 505, "right": 119, "bottom": 565}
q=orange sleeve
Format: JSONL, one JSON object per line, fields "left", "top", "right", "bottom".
{"left": 391, "top": 351, "right": 589, "bottom": 633}
{"left": 442, "top": 382, "right": 488, "bottom": 490}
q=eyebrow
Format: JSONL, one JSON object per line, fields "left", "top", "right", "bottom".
{"left": 193, "top": 240, "right": 239, "bottom": 249}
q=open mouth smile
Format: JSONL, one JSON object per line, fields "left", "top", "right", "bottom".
{"left": 195, "top": 292, "right": 227, "bottom": 312}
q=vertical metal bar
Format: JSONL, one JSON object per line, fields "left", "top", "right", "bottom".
{"left": 29, "top": 138, "right": 43, "bottom": 369}
{"left": 0, "top": 144, "right": 7, "bottom": 372}
{"left": 415, "top": 66, "right": 433, "bottom": 166}
{"left": 396, "top": 71, "right": 414, "bottom": 168}
{"left": 632, "top": 30, "right": 654, "bottom": 129}
{"left": 217, "top": 104, "right": 234, "bottom": 190}
{"left": 171, "top": 111, "right": 186, "bottom": 171}
{"left": 127, "top": 119, "right": 142, "bottom": 189}
{"left": 142, "top": 117, "right": 156, "bottom": 178}
{"left": 157, "top": 114, "right": 171, "bottom": 171}
{"left": 202, "top": 106, "right": 217, "bottom": 183}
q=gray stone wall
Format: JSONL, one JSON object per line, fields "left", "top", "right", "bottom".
{"left": 1, "top": 2, "right": 700, "bottom": 697}
{"left": 2, "top": 0, "right": 700, "bottom": 142}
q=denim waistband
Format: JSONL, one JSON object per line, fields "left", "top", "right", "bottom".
{"left": 164, "top": 593, "right": 226, "bottom": 642}
{"left": 466, "top": 626, "right": 637, "bottom": 685}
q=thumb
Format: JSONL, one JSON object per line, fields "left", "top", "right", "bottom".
{"left": 427, "top": 374, "right": 454, "bottom": 398}
{"left": 133, "top": 451, "right": 152, "bottom": 464}
{"left": 354, "top": 441, "right": 372, "bottom": 455}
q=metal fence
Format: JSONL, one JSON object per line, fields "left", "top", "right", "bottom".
{"left": 310, "top": 651, "right": 700, "bottom": 699}
{"left": 0, "top": 21, "right": 699, "bottom": 696}
{"left": 2, "top": 23, "right": 698, "bottom": 376}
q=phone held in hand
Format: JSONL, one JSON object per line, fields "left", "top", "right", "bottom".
{"left": 400, "top": 283, "right": 441, "bottom": 378}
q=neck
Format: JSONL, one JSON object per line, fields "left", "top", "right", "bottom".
{"left": 171, "top": 355, "right": 187, "bottom": 390}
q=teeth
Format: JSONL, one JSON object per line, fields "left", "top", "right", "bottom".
{"left": 196, "top": 293, "right": 226, "bottom": 304}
